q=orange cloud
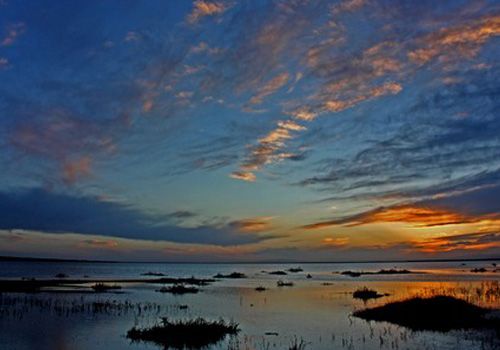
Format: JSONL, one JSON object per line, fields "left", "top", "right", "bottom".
{"left": 408, "top": 15, "right": 500, "bottom": 64}
{"left": 249, "top": 72, "right": 289, "bottom": 105}
{"left": 231, "top": 119, "right": 306, "bottom": 181}
{"left": 230, "top": 217, "right": 274, "bottom": 233}
{"left": 303, "top": 205, "right": 477, "bottom": 230}
{"left": 410, "top": 232, "right": 500, "bottom": 253}
{"left": 62, "top": 156, "right": 92, "bottom": 184}
{"left": 187, "top": 1, "right": 229, "bottom": 24}
{"left": 331, "top": 0, "right": 367, "bottom": 14}
{"left": 323, "top": 236, "right": 349, "bottom": 247}
{"left": 81, "top": 239, "right": 118, "bottom": 249}
{"left": 324, "top": 82, "right": 402, "bottom": 112}
{"left": 230, "top": 171, "right": 256, "bottom": 182}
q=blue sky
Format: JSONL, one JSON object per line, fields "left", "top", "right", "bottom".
{"left": 0, "top": 0, "right": 499, "bottom": 261}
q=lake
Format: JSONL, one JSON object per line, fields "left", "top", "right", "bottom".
{"left": 0, "top": 260, "right": 498, "bottom": 350}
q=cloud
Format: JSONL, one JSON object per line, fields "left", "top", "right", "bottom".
{"left": 231, "top": 119, "right": 307, "bottom": 181}
{"left": 331, "top": 0, "right": 367, "bottom": 15}
{"left": 408, "top": 15, "right": 500, "bottom": 65}
{"left": 62, "top": 156, "right": 92, "bottom": 184}
{"left": 249, "top": 72, "right": 289, "bottom": 105}
{"left": 187, "top": 1, "right": 230, "bottom": 24}
{"left": 303, "top": 183, "right": 500, "bottom": 230}
{"left": 81, "top": 239, "right": 118, "bottom": 248}
{"left": 303, "top": 205, "right": 474, "bottom": 230}
{"left": 0, "top": 188, "right": 277, "bottom": 246}
{"left": 409, "top": 232, "right": 500, "bottom": 253}
{"left": 230, "top": 171, "right": 256, "bottom": 182}
{"left": 1, "top": 22, "right": 26, "bottom": 46}
{"left": 229, "top": 216, "right": 274, "bottom": 233}
{"left": 0, "top": 57, "right": 8, "bottom": 69}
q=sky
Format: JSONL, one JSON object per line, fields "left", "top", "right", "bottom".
{"left": 0, "top": 0, "right": 499, "bottom": 262}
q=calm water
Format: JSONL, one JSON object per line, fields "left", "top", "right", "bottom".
{"left": 0, "top": 260, "right": 499, "bottom": 350}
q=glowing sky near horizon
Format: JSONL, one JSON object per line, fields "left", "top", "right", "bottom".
{"left": 0, "top": 0, "right": 499, "bottom": 261}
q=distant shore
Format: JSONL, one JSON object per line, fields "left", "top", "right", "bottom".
{"left": 0, "top": 255, "right": 498, "bottom": 264}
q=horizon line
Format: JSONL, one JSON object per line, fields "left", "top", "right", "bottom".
{"left": 1, "top": 255, "right": 498, "bottom": 265}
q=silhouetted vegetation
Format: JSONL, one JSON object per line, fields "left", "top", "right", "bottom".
{"left": 471, "top": 267, "right": 488, "bottom": 273}
{"left": 156, "top": 285, "right": 199, "bottom": 294}
{"left": 340, "top": 271, "right": 362, "bottom": 277}
{"left": 341, "top": 269, "right": 414, "bottom": 277}
{"left": 213, "top": 272, "right": 247, "bottom": 279}
{"left": 91, "top": 283, "right": 122, "bottom": 292}
{"left": 54, "top": 273, "right": 68, "bottom": 278}
{"left": 127, "top": 317, "right": 239, "bottom": 348}
{"left": 352, "top": 287, "right": 387, "bottom": 300}
{"left": 288, "top": 267, "right": 303, "bottom": 273}
{"left": 268, "top": 271, "right": 287, "bottom": 275}
{"left": 288, "top": 336, "right": 307, "bottom": 350}
{"left": 277, "top": 280, "right": 294, "bottom": 287}
{"left": 141, "top": 272, "right": 166, "bottom": 276}
{"left": 353, "top": 295, "right": 500, "bottom": 331}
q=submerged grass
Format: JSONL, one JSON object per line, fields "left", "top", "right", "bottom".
{"left": 127, "top": 317, "right": 239, "bottom": 348}
{"left": 353, "top": 295, "right": 500, "bottom": 332}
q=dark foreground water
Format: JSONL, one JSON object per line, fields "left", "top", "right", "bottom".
{"left": 0, "top": 260, "right": 498, "bottom": 350}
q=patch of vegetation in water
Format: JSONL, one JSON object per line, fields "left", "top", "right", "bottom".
{"left": 213, "top": 272, "right": 247, "bottom": 279}
{"left": 156, "top": 285, "right": 199, "bottom": 294}
{"left": 91, "top": 283, "right": 122, "bottom": 292}
{"left": 353, "top": 295, "right": 500, "bottom": 332}
{"left": 352, "top": 287, "right": 387, "bottom": 300}
{"left": 127, "top": 317, "right": 239, "bottom": 348}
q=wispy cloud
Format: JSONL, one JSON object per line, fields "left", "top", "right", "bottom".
{"left": 303, "top": 205, "right": 475, "bottom": 230}
{"left": 231, "top": 120, "right": 306, "bottom": 181}
{"left": 248, "top": 72, "right": 289, "bottom": 105}
{"left": 187, "top": 0, "right": 230, "bottom": 24}
{"left": 408, "top": 14, "right": 500, "bottom": 65}
{"left": 1, "top": 22, "right": 25, "bottom": 46}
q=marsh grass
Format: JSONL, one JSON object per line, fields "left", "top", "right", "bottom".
{"left": 288, "top": 336, "right": 307, "bottom": 350}
{"left": 353, "top": 295, "right": 500, "bottom": 332}
{"left": 91, "top": 283, "right": 122, "bottom": 292}
{"left": 127, "top": 317, "right": 239, "bottom": 348}
{"left": 277, "top": 280, "right": 294, "bottom": 287}
{"left": 353, "top": 287, "right": 387, "bottom": 300}
{"left": 156, "top": 285, "right": 199, "bottom": 294}
{"left": 341, "top": 269, "right": 414, "bottom": 277}
{"left": 213, "top": 272, "right": 247, "bottom": 279}
{"left": 268, "top": 271, "right": 288, "bottom": 275}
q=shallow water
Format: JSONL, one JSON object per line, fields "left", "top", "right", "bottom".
{"left": 0, "top": 260, "right": 498, "bottom": 350}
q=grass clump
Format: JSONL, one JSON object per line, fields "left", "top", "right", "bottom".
{"left": 353, "top": 287, "right": 386, "bottom": 300}
{"left": 213, "top": 272, "right": 247, "bottom": 279}
{"left": 288, "top": 336, "right": 307, "bottom": 350}
{"left": 277, "top": 280, "right": 294, "bottom": 287}
{"left": 141, "top": 272, "right": 166, "bottom": 276}
{"left": 269, "top": 270, "right": 288, "bottom": 275}
{"left": 127, "top": 317, "right": 239, "bottom": 348}
{"left": 91, "top": 283, "right": 122, "bottom": 292}
{"left": 156, "top": 285, "right": 199, "bottom": 295}
{"left": 341, "top": 269, "right": 414, "bottom": 277}
{"left": 353, "top": 295, "right": 499, "bottom": 331}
